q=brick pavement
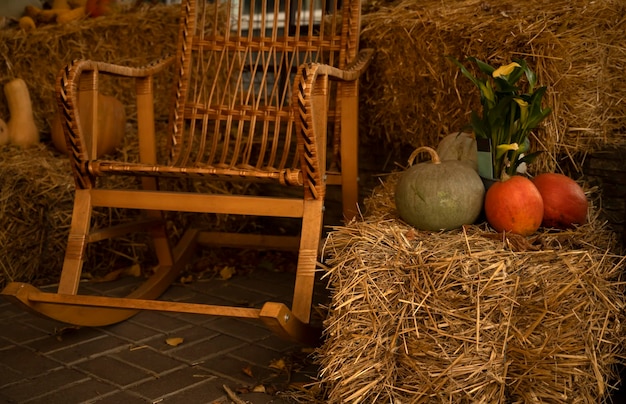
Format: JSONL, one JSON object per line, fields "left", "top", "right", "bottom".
{"left": 0, "top": 269, "right": 325, "bottom": 403}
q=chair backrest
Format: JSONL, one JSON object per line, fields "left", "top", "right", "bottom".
{"left": 167, "top": 0, "right": 361, "bottom": 175}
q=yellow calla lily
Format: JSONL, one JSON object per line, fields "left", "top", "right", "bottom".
{"left": 513, "top": 98, "right": 528, "bottom": 108}
{"left": 495, "top": 143, "right": 519, "bottom": 159}
{"left": 514, "top": 98, "right": 529, "bottom": 123}
{"left": 492, "top": 62, "right": 521, "bottom": 78}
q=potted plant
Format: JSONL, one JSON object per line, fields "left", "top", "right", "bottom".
{"left": 448, "top": 56, "right": 552, "bottom": 181}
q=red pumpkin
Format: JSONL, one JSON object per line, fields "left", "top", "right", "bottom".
{"left": 531, "top": 173, "right": 588, "bottom": 229}
{"left": 85, "top": 0, "right": 116, "bottom": 18}
{"left": 484, "top": 175, "right": 544, "bottom": 236}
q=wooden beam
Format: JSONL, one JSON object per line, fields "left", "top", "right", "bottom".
{"left": 89, "top": 189, "right": 305, "bottom": 218}
{"left": 196, "top": 232, "right": 301, "bottom": 250}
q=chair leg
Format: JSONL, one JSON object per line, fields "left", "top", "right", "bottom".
{"left": 291, "top": 198, "right": 324, "bottom": 324}
{"left": 58, "top": 189, "right": 93, "bottom": 295}
{"left": 340, "top": 92, "right": 360, "bottom": 221}
{"left": 140, "top": 178, "right": 175, "bottom": 268}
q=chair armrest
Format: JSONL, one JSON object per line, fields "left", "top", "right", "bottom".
{"left": 308, "top": 48, "right": 374, "bottom": 82}
{"left": 292, "top": 49, "right": 374, "bottom": 199}
{"left": 56, "top": 57, "right": 175, "bottom": 188}
{"left": 343, "top": 48, "right": 375, "bottom": 78}
{"left": 59, "top": 56, "right": 175, "bottom": 80}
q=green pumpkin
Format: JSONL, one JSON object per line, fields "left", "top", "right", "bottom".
{"left": 395, "top": 146, "right": 485, "bottom": 231}
{"left": 435, "top": 131, "right": 478, "bottom": 171}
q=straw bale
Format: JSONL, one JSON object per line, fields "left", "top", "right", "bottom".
{"left": 317, "top": 174, "right": 626, "bottom": 403}
{"left": 0, "top": 4, "right": 180, "bottom": 135}
{"left": 0, "top": 142, "right": 162, "bottom": 287}
{"left": 359, "top": 0, "right": 626, "bottom": 173}
{"left": 0, "top": 131, "right": 251, "bottom": 288}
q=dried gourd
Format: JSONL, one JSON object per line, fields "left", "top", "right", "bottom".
{"left": 4, "top": 78, "right": 39, "bottom": 147}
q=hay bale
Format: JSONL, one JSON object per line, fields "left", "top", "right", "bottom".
{"left": 359, "top": 0, "right": 626, "bottom": 172}
{"left": 0, "top": 144, "right": 156, "bottom": 287}
{"left": 317, "top": 175, "right": 626, "bottom": 402}
{"left": 0, "top": 145, "right": 73, "bottom": 286}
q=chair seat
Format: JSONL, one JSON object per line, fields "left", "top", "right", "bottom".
{"left": 89, "top": 160, "right": 304, "bottom": 186}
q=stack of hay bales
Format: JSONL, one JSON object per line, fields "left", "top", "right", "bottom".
{"left": 0, "top": 4, "right": 180, "bottom": 135}
{"left": 359, "top": 0, "right": 626, "bottom": 173}
{"left": 317, "top": 176, "right": 626, "bottom": 402}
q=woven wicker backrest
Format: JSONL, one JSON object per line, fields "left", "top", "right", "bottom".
{"left": 167, "top": 0, "right": 357, "bottom": 174}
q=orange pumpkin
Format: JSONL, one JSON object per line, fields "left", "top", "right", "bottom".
{"left": 484, "top": 175, "right": 543, "bottom": 236}
{"left": 85, "top": 0, "right": 115, "bottom": 17}
{"left": 532, "top": 173, "right": 587, "bottom": 229}
{"left": 51, "top": 93, "right": 125, "bottom": 158}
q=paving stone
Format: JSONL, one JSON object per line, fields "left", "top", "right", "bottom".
{"left": 100, "top": 318, "right": 166, "bottom": 343}
{"left": 237, "top": 392, "right": 290, "bottom": 404}
{"left": 162, "top": 310, "right": 217, "bottom": 325}
{"left": 205, "top": 317, "right": 274, "bottom": 342}
{"left": 45, "top": 335, "right": 130, "bottom": 365}
{"left": 75, "top": 355, "right": 154, "bottom": 387}
{"left": 199, "top": 354, "right": 287, "bottom": 386}
{"left": 0, "top": 368, "right": 88, "bottom": 403}
{"left": 201, "top": 283, "right": 275, "bottom": 307}
{"left": 113, "top": 345, "right": 185, "bottom": 375}
{"left": 23, "top": 378, "right": 117, "bottom": 404}
{"left": 0, "top": 302, "right": 23, "bottom": 322}
{"left": 227, "top": 272, "right": 296, "bottom": 300}
{"left": 26, "top": 326, "right": 103, "bottom": 354}
{"left": 169, "top": 333, "right": 248, "bottom": 363}
{"left": 18, "top": 313, "right": 66, "bottom": 333}
{"left": 0, "top": 361, "right": 27, "bottom": 389}
{"left": 159, "top": 284, "right": 200, "bottom": 302}
{"left": 128, "top": 365, "right": 218, "bottom": 401}
{"left": 80, "top": 277, "right": 143, "bottom": 296}
{"left": 1, "top": 319, "right": 55, "bottom": 344}
{"left": 0, "top": 336, "right": 15, "bottom": 350}
{"left": 130, "top": 311, "right": 191, "bottom": 333}
{"left": 89, "top": 390, "right": 150, "bottom": 404}
{"left": 230, "top": 342, "right": 290, "bottom": 368}
{"left": 255, "top": 334, "right": 305, "bottom": 353}
{"left": 0, "top": 345, "right": 61, "bottom": 378}
{"left": 155, "top": 376, "right": 231, "bottom": 403}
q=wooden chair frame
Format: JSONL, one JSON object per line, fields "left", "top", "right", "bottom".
{"left": 2, "top": 0, "right": 372, "bottom": 344}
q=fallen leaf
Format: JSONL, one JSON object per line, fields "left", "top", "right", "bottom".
{"left": 179, "top": 274, "right": 194, "bottom": 284}
{"left": 54, "top": 326, "right": 81, "bottom": 341}
{"left": 242, "top": 365, "right": 254, "bottom": 378}
{"left": 252, "top": 384, "right": 266, "bottom": 393}
{"left": 124, "top": 263, "right": 142, "bottom": 277}
{"left": 219, "top": 266, "right": 236, "bottom": 280}
{"left": 165, "top": 337, "right": 184, "bottom": 346}
{"left": 269, "top": 358, "right": 287, "bottom": 370}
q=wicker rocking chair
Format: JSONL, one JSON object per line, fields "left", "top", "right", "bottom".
{"left": 1, "top": 0, "right": 372, "bottom": 344}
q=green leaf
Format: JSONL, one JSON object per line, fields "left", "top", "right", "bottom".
{"left": 515, "top": 58, "right": 537, "bottom": 90}
{"left": 468, "top": 57, "right": 496, "bottom": 76}
{"left": 470, "top": 111, "right": 489, "bottom": 139}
